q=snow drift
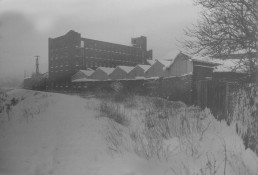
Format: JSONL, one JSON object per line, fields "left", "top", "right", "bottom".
{"left": 0, "top": 89, "right": 257, "bottom": 175}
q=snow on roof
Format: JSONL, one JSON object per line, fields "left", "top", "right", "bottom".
{"left": 97, "top": 67, "right": 115, "bottom": 75}
{"left": 137, "top": 65, "right": 151, "bottom": 71}
{"left": 24, "top": 77, "right": 31, "bottom": 80}
{"left": 117, "top": 66, "right": 134, "bottom": 73}
{"left": 192, "top": 56, "right": 246, "bottom": 72}
{"left": 193, "top": 56, "right": 241, "bottom": 72}
{"left": 147, "top": 59, "right": 155, "bottom": 65}
{"left": 145, "top": 76, "right": 160, "bottom": 80}
{"left": 213, "top": 59, "right": 245, "bottom": 73}
{"left": 72, "top": 78, "right": 97, "bottom": 82}
{"left": 161, "top": 52, "right": 190, "bottom": 70}
{"left": 40, "top": 73, "right": 49, "bottom": 79}
{"left": 135, "top": 76, "right": 146, "bottom": 80}
{"left": 156, "top": 59, "right": 173, "bottom": 68}
{"left": 167, "top": 52, "right": 217, "bottom": 66}
{"left": 192, "top": 57, "right": 219, "bottom": 66}
{"left": 144, "top": 59, "right": 172, "bottom": 73}
{"left": 79, "top": 70, "right": 94, "bottom": 76}
{"left": 212, "top": 52, "right": 257, "bottom": 59}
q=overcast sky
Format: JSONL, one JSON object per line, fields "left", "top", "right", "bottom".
{"left": 0, "top": 0, "right": 200, "bottom": 80}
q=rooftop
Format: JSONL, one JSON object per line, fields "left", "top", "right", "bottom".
{"left": 117, "top": 66, "right": 134, "bottom": 73}
{"left": 79, "top": 70, "right": 94, "bottom": 77}
{"left": 137, "top": 65, "right": 151, "bottom": 71}
{"left": 97, "top": 67, "right": 115, "bottom": 75}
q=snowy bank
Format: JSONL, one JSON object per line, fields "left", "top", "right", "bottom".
{"left": 0, "top": 90, "right": 257, "bottom": 175}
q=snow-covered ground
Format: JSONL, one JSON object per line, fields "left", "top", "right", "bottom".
{"left": 0, "top": 89, "right": 257, "bottom": 175}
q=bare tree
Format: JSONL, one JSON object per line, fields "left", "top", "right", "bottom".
{"left": 182, "top": 0, "right": 258, "bottom": 73}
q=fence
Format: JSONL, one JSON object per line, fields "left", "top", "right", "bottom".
{"left": 46, "top": 74, "right": 253, "bottom": 121}
{"left": 58, "top": 75, "right": 193, "bottom": 105}
{"left": 194, "top": 80, "right": 252, "bottom": 121}
{"left": 145, "top": 75, "right": 192, "bottom": 104}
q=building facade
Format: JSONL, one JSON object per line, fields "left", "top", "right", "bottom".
{"left": 48, "top": 30, "right": 152, "bottom": 90}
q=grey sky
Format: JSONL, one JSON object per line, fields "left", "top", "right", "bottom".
{"left": 0, "top": 0, "right": 199, "bottom": 80}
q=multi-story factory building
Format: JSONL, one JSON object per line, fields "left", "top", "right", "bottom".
{"left": 48, "top": 30, "right": 152, "bottom": 90}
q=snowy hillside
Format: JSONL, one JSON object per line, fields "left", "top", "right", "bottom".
{"left": 0, "top": 89, "right": 257, "bottom": 175}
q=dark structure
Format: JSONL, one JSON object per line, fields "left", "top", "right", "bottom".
{"left": 23, "top": 72, "right": 48, "bottom": 91}
{"left": 48, "top": 30, "right": 152, "bottom": 90}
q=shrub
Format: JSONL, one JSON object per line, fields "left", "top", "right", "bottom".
{"left": 98, "top": 100, "right": 129, "bottom": 126}
{"left": 10, "top": 97, "right": 19, "bottom": 106}
{"left": 231, "top": 83, "right": 258, "bottom": 155}
{"left": 101, "top": 94, "right": 257, "bottom": 174}
{"left": 102, "top": 94, "right": 211, "bottom": 160}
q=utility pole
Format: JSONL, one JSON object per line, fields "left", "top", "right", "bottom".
{"left": 35, "top": 55, "right": 40, "bottom": 76}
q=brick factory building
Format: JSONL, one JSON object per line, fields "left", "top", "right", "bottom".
{"left": 48, "top": 30, "right": 152, "bottom": 90}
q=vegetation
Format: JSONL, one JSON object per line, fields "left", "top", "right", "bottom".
{"left": 98, "top": 100, "right": 129, "bottom": 126}
{"left": 0, "top": 90, "right": 50, "bottom": 123}
{"left": 182, "top": 0, "right": 258, "bottom": 73}
{"left": 231, "top": 83, "right": 258, "bottom": 155}
{"left": 98, "top": 94, "right": 257, "bottom": 174}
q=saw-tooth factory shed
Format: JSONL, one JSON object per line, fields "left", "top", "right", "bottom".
{"left": 71, "top": 69, "right": 94, "bottom": 82}
{"left": 145, "top": 59, "right": 172, "bottom": 78}
{"left": 109, "top": 66, "right": 134, "bottom": 80}
{"left": 127, "top": 64, "right": 151, "bottom": 79}
{"left": 90, "top": 67, "right": 115, "bottom": 81}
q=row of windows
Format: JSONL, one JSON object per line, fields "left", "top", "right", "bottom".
{"left": 50, "top": 84, "right": 87, "bottom": 89}
{"left": 50, "top": 39, "right": 80, "bottom": 52}
{"left": 50, "top": 42, "right": 143, "bottom": 56}
{"left": 50, "top": 64, "right": 69, "bottom": 68}
{"left": 49, "top": 47, "right": 68, "bottom": 53}
{"left": 49, "top": 54, "right": 141, "bottom": 62}
{"left": 83, "top": 50, "right": 142, "bottom": 59}
{"left": 50, "top": 70, "right": 69, "bottom": 73}
{"left": 49, "top": 54, "right": 80, "bottom": 61}
{"left": 50, "top": 62, "right": 80, "bottom": 68}
{"left": 83, "top": 57, "right": 142, "bottom": 63}
{"left": 49, "top": 49, "right": 143, "bottom": 62}
{"left": 50, "top": 59, "right": 140, "bottom": 69}
{"left": 86, "top": 56, "right": 141, "bottom": 63}
{"left": 83, "top": 47, "right": 142, "bottom": 56}
{"left": 83, "top": 40, "right": 142, "bottom": 53}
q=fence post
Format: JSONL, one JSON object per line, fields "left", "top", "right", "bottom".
{"left": 224, "top": 82, "right": 229, "bottom": 119}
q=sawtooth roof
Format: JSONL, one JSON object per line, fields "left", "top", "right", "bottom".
{"left": 137, "top": 65, "right": 151, "bottom": 71}
{"left": 97, "top": 67, "right": 115, "bottom": 75}
{"left": 117, "top": 66, "right": 134, "bottom": 73}
{"left": 79, "top": 70, "right": 94, "bottom": 77}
